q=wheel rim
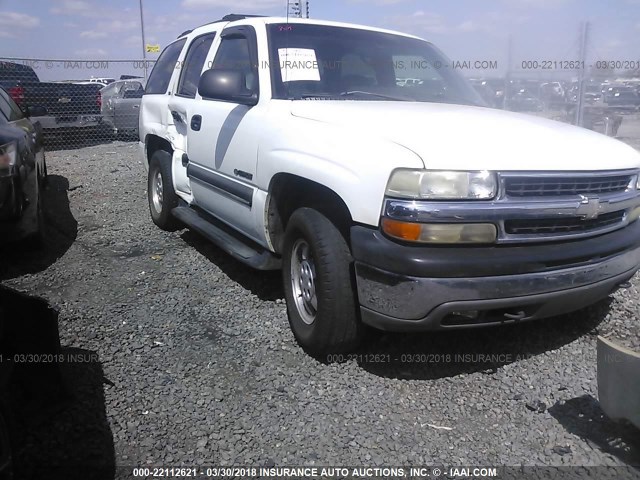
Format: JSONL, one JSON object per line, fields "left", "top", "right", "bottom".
{"left": 151, "top": 169, "right": 163, "bottom": 213}
{"left": 290, "top": 238, "right": 318, "bottom": 325}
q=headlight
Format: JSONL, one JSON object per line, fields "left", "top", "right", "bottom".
{"left": 0, "top": 141, "right": 17, "bottom": 168}
{"left": 386, "top": 169, "right": 497, "bottom": 200}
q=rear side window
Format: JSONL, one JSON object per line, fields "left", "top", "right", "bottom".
{"left": 177, "top": 33, "right": 216, "bottom": 98}
{"left": 123, "top": 81, "right": 145, "bottom": 98}
{"left": 146, "top": 39, "right": 186, "bottom": 95}
{"left": 0, "top": 62, "right": 39, "bottom": 83}
{"left": 0, "top": 88, "right": 23, "bottom": 121}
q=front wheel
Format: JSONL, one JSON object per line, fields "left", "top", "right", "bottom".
{"left": 282, "top": 208, "right": 362, "bottom": 355}
{"left": 147, "top": 150, "right": 181, "bottom": 232}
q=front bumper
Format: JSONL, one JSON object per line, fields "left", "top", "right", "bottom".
{"left": 351, "top": 223, "right": 640, "bottom": 331}
{"left": 33, "top": 115, "right": 102, "bottom": 133}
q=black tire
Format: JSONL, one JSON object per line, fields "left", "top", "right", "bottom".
{"left": 23, "top": 177, "right": 45, "bottom": 250}
{"left": 282, "top": 208, "right": 362, "bottom": 355}
{"left": 40, "top": 154, "right": 48, "bottom": 190}
{"left": 147, "top": 150, "right": 181, "bottom": 232}
{"left": 0, "top": 408, "right": 12, "bottom": 480}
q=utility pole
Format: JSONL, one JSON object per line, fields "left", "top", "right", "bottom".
{"left": 288, "top": 0, "right": 309, "bottom": 18}
{"left": 575, "top": 21, "right": 589, "bottom": 127}
{"left": 139, "top": 0, "right": 148, "bottom": 80}
{"left": 503, "top": 34, "right": 512, "bottom": 110}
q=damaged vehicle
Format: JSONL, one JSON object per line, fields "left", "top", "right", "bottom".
{"left": 139, "top": 15, "right": 640, "bottom": 354}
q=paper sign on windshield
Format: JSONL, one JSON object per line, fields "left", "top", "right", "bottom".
{"left": 278, "top": 48, "right": 321, "bottom": 82}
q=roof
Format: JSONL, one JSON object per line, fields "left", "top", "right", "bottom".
{"left": 180, "top": 14, "right": 424, "bottom": 42}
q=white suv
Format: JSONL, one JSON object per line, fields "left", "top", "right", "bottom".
{"left": 139, "top": 14, "right": 640, "bottom": 355}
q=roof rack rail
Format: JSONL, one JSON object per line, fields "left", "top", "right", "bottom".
{"left": 177, "top": 13, "right": 266, "bottom": 38}
{"left": 221, "top": 14, "right": 266, "bottom": 22}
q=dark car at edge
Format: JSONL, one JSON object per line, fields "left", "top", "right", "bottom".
{"left": 0, "top": 86, "right": 47, "bottom": 246}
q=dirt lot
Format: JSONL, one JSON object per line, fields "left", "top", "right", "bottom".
{"left": 1, "top": 134, "right": 640, "bottom": 479}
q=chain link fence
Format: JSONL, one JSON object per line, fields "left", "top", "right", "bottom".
{"left": 0, "top": 57, "right": 153, "bottom": 149}
{"left": 471, "top": 76, "right": 640, "bottom": 150}
{"left": 2, "top": 57, "right": 639, "bottom": 151}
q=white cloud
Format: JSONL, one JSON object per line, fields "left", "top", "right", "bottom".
{"left": 390, "top": 9, "right": 530, "bottom": 37}
{"left": 149, "top": 12, "right": 201, "bottom": 34}
{"left": 602, "top": 39, "right": 626, "bottom": 53}
{"left": 349, "top": 0, "right": 412, "bottom": 4}
{"left": 80, "top": 30, "right": 108, "bottom": 39}
{"left": 51, "top": 0, "right": 93, "bottom": 16}
{"left": 123, "top": 35, "right": 142, "bottom": 47}
{"left": 122, "top": 34, "right": 157, "bottom": 47}
{"left": 95, "top": 19, "right": 139, "bottom": 33}
{"left": 50, "top": 0, "right": 111, "bottom": 19}
{"left": 457, "top": 20, "right": 477, "bottom": 33}
{"left": 504, "top": 0, "right": 574, "bottom": 8}
{"left": 392, "top": 10, "right": 450, "bottom": 34}
{"left": 74, "top": 48, "right": 108, "bottom": 57}
{"left": 0, "top": 11, "right": 40, "bottom": 29}
{"left": 181, "top": 0, "right": 283, "bottom": 9}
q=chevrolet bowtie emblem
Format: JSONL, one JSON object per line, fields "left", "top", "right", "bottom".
{"left": 58, "top": 96, "right": 71, "bottom": 103}
{"left": 576, "top": 195, "right": 600, "bottom": 220}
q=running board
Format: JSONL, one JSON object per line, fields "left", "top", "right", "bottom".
{"left": 172, "top": 205, "right": 281, "bottom": 270}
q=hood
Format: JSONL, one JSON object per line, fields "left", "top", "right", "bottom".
{"left": 290, "top": 101, "right": 640, "bottom": 171}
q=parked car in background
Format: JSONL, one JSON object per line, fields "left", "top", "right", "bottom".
{"left": 539, "top": 81, "right": 564, "bottom": 102}
{"left": 472, "top": 78, "right": 505, "bottom": 108}
{"left": 508, "top": 88, "right": 543, "bottom": 111}
{"left": 0, "top": 86, "right": 47, "bottom": 246}
{"left": 604, "top": 86, "right": 640, "bottom": 108}
{"left": 470, "top": 80, "right": 496, "bottom": 107}
{"left": 0, "top": 61, "right": 102, "bottom": 141}
{"left": 584, "top": 84, "right": 603, "bottom": 103}
{"left": 100, "top": 79, "right": 145, "bottom": 138}
{"left": 87, "top": 77, "right": 116, "bottom": 85}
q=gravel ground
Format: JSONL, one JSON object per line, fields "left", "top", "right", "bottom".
{"left": 1, "top": 135, "right": 640, "bottom": 478}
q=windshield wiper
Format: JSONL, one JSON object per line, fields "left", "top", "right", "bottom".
{"left": 339, "top": 90, "right": 410, "bottom": 101}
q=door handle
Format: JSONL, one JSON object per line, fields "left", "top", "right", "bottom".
{"left": 133, "top": 105, "right": 140, "bottom": 109}
{"left": 190, "top": 115, "right": 202, "bottom": 131}
{"left": 171, "top": 110, "right": 184, "bottom": 124}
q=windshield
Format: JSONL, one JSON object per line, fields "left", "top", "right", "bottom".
{"left": 267, "top": 23, "right": 484, "bottom": 106}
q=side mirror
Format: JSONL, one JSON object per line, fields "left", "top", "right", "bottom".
{"left": 24, "top": 105, "right": 48, "bottom": 117}
{"left": 198, "top": 69, "right": 258, "bottom": 106}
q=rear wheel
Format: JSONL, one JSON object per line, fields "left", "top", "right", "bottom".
{"left": 23, "top": 175, "right": 46, "bottom": 250}
{"left": 282, "top": 208, "right": 362, "bottom": 355}
{"left": 0, "top": 407, "right": 12, "bottom": 480}
{"left": 147, "top": 150, "right": 181, "bottom": 231}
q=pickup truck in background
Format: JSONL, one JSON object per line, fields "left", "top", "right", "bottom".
{"left": 139, "top": 15, "right": 640, "bottom": 355}
{"left": 0, "top": 61, "right": 102, "bottom": 140}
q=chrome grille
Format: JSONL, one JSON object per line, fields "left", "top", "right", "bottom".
{"left": 504, "top": 211, "right": 625, "bottom": 235}
{"left": 505, "top": 175, "right": 632, "bottom": 197}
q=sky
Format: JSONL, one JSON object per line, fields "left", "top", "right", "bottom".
{"left": 0, "top": 0, "right": 638, "bottom": 81}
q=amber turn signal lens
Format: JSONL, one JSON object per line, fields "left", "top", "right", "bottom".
{"left": 381, "top": 218, "right": 422, "bottom": 241}
{"left": 382, "top": 218, "right": 498, "bottom": 244}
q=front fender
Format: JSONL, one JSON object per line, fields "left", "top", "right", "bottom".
{"left": 257, "top": 115, "right": 424, "bottom": 227}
